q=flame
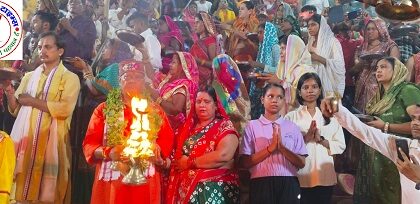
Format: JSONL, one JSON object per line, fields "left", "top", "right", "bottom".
{"left": 123, "top": 97, "right": 154, "bottom": 158}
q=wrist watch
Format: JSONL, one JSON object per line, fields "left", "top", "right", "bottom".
{"left": 318, "top": 136, "right": 325, "bottom": 143}
{"left": 416, "top": 182, "right": 420, "bottom": 190}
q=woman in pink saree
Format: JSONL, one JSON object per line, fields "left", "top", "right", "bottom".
{"left": 182, "top": 2, "right": 199, "bottom": 42}
{"left": 143, "top": 51, "right": 200, "bottom": 202}
{"left": 190, "top": 12, "right": 219, "bottom": 89}
{"left": 158, "top": 15, "right": 185, "bottom": 74}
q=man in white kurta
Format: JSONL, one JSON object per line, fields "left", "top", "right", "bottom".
{"left": 321, "top": 102, "right": 420, "bottom": 204}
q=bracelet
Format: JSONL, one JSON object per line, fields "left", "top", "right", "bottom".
{"left": 384, "top": 122, "right": 390, "bottom": 133}
{"left": 267, "top": 146, "right": 273, "bottom": 154}
{"left": 200, "top": 59, "right": 206, "bottom": 66}
{"left": 83, "top": 71, "right": 94, "bottom": 80}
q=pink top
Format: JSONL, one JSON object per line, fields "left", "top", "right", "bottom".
{"left": 240, "top": 115, "right": 308, "bottom": 179}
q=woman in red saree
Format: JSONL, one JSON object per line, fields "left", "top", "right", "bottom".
{"left": 158, "top": 15, "right": 185, "bottom": 74}
{"left": 190, "top": 12, "right": 218, "bottom": 89}
{"left": 182, "top": 2, "right": 199, "bottom": 42}
{"left": 144, "top": 50, "right": 201, "bottom": 201}
{"left": 166, "top": 86, "right": 240, "bottom": 204}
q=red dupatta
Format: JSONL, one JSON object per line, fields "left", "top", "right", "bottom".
{"left": 158, "top": 15, "right": 185, "bottom": 48}
{"left": 166, "top": 90, "right": 239, "bottom": 204}
{"left": 157, "top": 52, "right": 199, "bottom": 157}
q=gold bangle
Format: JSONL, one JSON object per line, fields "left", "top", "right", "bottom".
{"left": 83, "top": 71, "right": 94, "bottom": 80}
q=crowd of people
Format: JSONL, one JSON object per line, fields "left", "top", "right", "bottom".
{"left": 0, "top": 0, "right": 420, "bottom": 203}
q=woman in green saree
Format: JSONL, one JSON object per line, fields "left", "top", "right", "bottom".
{"left": 354, "top": 57, "right": 420, "bottom": 204}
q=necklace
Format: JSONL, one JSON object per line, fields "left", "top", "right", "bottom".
{"left": 195, "top": 118, "right": 215, "bottom": 129}
{"left": 368, "top": 41, "right": 381, "bottom": 50}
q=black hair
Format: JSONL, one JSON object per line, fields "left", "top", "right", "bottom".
{"left": 198, "top": 85, "right": 218, "bottom": 103}
{"left": 279, "top": 35, "right": 288, "bottom": 45}
{"left": 296, "top": 72, "right": 330, "bottom": 125}
{"left": 159, "top": 15, "right": 166, "bottom": 22}
{"left": 296, "top": 72, "right": 323, "bottom": 106}
{"left": 301, "top": 5, "right": 317, "bottom": 13}
{"left": 22, "top": 21, "right": 30, "bottom": 32}
{"left": 189, "top": 1, "right": 197, "bottom": 7}
{"left": 196, "top": 12, "right": 204, "bottom": 21}
{"left": 258, "top": 22, "right": 265, "bottom": 30}
{"left": 38, "top": 31, "right": 65, "bottom": 49}
{"left": 257, "top": 13, "right": 269, "bottom": 19}
{"left": 241, "top": 1, "right": 254, "bottom": 10}
{"left": 332, "top": 22, "right": 350, "bottom": 34}
{"left": 34, "top": 11, "right": 59, "bottom": 31}
{"left": 308, "top": 13, "right": 321, "bottom": 25}
{"left": 126, "top": 11, "right": 148, "bottom": 27}
{"left": 262, "top": 83, "right": 285, "bottom": 97}
{"left": 376, "top": 57, "right": 396, "bottom": 69}
{"left": 196, "top": 12, "right": 212, "bottom": 35}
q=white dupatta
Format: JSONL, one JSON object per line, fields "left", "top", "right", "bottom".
{"left": 307, "top": 16, "right": 346, "bottom": 97}
{"left": 11, "top": 66, "right": 43, "bottom": 172}
{"left": 10, "top": 64, "right": 61, "bottom": 202}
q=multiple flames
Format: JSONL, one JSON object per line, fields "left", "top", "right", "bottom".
{"left": 123, "top": 97, "right": 154, "bottom": 159}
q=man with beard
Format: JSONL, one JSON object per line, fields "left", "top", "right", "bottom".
{"left": 4, "top": 31, "right": 80, "bottom": 204}
{"left": 58, "top": 0, "right": 96, "bottom": 75}
{"left": 321, "top": 100, "right": 420, "bottom": 204}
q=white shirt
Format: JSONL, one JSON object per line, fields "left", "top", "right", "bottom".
{"left": 334, "top": 105, "right": 420, "bottom": 204}
{"left": 195, "top": 1, "right": 212, "bottom": 13}
{"left": 108, "top": 8, "right": 137, "bottom": 31}
{"left": 304, "top": 0, "right": 329, "bottom": 14}
{"left": 94, "top": 19, "right": 116, "bottom": 39}
{"left": 285, "top": 106, "right": 345, "bottom": 187}
{"left": 133, "top": 28, "right": 162, "bottom": 70}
